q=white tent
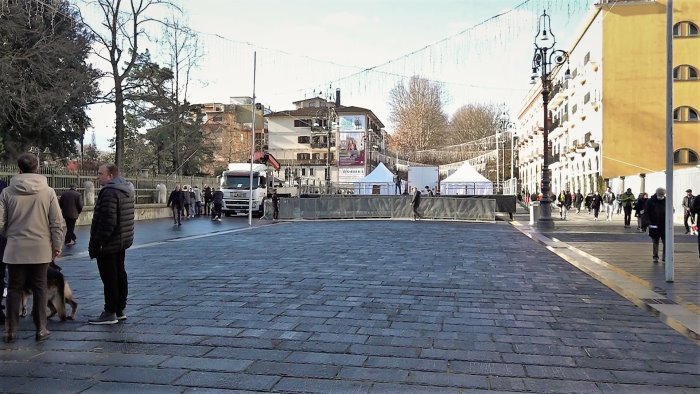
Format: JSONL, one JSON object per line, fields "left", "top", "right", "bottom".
{"left": 441, "top": 162, "right": 493, "bottom": 195}
{"left": 353, "top": 163, "right": 400, "bottom": 195}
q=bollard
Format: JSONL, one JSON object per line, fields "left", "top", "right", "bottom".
{"left": 156, "top": 183, "right": 167, "bottom": 204}
{"left": 83, "top": 181, "right": 95, "bottom": 206}
{"left": 529, "top": 201, "right": 540, "bottom": 225}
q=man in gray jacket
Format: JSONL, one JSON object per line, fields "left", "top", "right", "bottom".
{"left": 0, "top": 153, "right": 64, "bottom": 343}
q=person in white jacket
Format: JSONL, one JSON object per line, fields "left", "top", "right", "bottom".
{"left": 0, "top": 153, "right": 64, "bottom": 343}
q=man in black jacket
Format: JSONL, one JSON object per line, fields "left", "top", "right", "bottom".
{"left": 689, "top": 190, "right": 700, "bottom": 260}
{"left": 642, "top": 187, "right": 666, "bottom": 264}
{"left": 167, "top": 184, "right": 185, "bottom": 225}
{"left": 88, "top": 163, "right": 135, "bottom": 325}
{"left": 59, "top": 183, "right": 83, "bottom": 246}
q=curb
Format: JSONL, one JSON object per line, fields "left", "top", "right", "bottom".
{"left": 510, "top": 220, "right": 700, "bottom": 343}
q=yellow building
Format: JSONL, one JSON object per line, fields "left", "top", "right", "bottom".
{"left": 602, "top": 0, "right": 699, "bottom": 179}
{"left": 518, "top": 0, "right": 699, "bottom": 199}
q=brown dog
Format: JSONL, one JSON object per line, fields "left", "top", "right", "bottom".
{"left": 21, "top": 263, "right": 78, "bottom": 321}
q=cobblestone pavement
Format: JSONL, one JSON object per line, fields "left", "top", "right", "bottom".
{"left": 1, "top": 220, "right": 698, "bottom": 393}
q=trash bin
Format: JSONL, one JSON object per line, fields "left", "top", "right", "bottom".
{"left": 529, "top": 201, "right": 540, "bottom": 225}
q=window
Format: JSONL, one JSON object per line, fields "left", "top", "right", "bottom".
{"left": 572, "top": 68, "right": 578, "bottom": 78}
{"left": 673, "top": 106, "right": 699, "bottom": 122}
{"left": 309, "top": 168, "right": 314, "bottom": 176}
{"left": 298, "top": 136, "right": 310, "bottom": 144}
{"left": 296, "top": 153, "right": 310, "bottom": 160}
{"left": 572, "top": 104, "right": 578, "bottom": 114}
{"left": 584, "top": 52, "right": 590, "bottom": 65}
{"left": 673, "top": 21, "right": 699, "bottom": 37}
{"left": 673, "top": 148, "right": 699, "bottom": 165}
{"left": 584, "top": 92, "right": 590, "bottom": 104}
{"left": 673, "top": 65, "right": 699, "bottom": 80}
{"left": 301, "top": 168, "right": 306, "bottom": 176}
{"left": 294, "top": 119, "right": 311, "bottom": 127}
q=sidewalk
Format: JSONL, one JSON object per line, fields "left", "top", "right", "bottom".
{"left": 514, "top": 203, "right": 699, "bottom": 340}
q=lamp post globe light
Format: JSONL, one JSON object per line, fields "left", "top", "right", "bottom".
{"left": 498, "top": 108, "right": 516, "bottom": 191}
{"left": 530, "top": 10, "right": 571, "bottom": 230}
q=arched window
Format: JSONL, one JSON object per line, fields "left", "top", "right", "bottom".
{"left": 673, "top": 21, "right": 699, "bottom": 37}
{"left": 673, "top": 65, "right": 699, "bottom": 80}
{"left": 673, "top": 148, "right": 699, "bottom": 165}
{"left": 673, "top": 106, "right": 699, "bottom": 122}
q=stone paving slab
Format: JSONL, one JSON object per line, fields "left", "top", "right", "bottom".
{"left": 1, "top": 220, "right": 698, "bottom": 393}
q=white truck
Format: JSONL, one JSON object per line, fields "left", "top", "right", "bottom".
{"left": 219, "top": 163, "right": 269, "bottom": 217}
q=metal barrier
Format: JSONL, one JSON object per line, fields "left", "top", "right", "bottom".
{"left": 264, "top": 196, "right": 496, "bottom": 221}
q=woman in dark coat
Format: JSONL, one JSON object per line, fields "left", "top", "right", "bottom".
{"left": 634, "top": 192, "right": 649, "bottom": 232}
{"left": 590, "top": 191, "right": 603, "bottom": 220}
{"left": 642, "top": 188, "right": 666, "bottom": 263}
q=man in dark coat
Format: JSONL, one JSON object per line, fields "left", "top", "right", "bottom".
{"left": 167, "top": 184, "right": 185, "bottom": 225}
{"left": 271, "top": 190, "right": 280, "bottom": 220}
{"left": 410, "top": 187, "right": 422, "bottom": 221}
{"left": 203, "top": 185, "right": 213, "bottom": 216}
{"left": 642, "top": 187, "right": 666, "bottom": 264}
{"left": 590, "top": 191, "right": 603, "bottom": 220}
{"left": 88, "top": 163, "right": 135, "bottom": 324}
{"left": 212, "top": 187, "right": 224, "bottom": 221}
{"left": 574, "top": 190, "right": 584, "bottom": 213}
{"left": 59, "top": 183, "right": 83, "bottom": 246}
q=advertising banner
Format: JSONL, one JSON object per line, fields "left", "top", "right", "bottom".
{"left": 339, "top": 167, "right": 365, "bottom": 183}
{"left": 338, "top": 131, "right": 365, "bottom": 166}
{"left": 339, "top": 115, "right": 366, "bottom": 131}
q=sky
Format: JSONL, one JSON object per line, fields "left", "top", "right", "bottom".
{"left": 82, "top": 0, "right": 595, "bottom": 150}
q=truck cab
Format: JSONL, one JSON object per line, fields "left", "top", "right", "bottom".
{"left": 220, "top": 163, "right": 268, "bottom": 217}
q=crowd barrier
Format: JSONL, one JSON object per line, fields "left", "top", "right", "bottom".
{"left": 264, "top": 196, "right": 496, "bottom": 221}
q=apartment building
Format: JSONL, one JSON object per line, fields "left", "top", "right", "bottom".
{"left": 266, "top": 93, "right": 385, "bottom": 185}
{"left": 517, "top": 0, "right": 699, "bottom": 196}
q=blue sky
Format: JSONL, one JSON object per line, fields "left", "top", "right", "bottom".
{"left": 84, "top": 0, "right": 594, "bottom": 149}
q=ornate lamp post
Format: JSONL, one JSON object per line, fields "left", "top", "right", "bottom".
{"left": 498, "top": 107, "right": 516, "bottom": 193}
{"left": 530, "top": 10, "right": 571, "bottom": 230}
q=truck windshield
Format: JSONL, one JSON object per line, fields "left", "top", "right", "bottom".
{"left": 223, "top": 175, "right": 259, "bottom": 189}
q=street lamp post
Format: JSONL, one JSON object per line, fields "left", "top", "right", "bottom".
{"left": 498, "top": 108, "right": 516, "bottom": 193}
{"left": 530, "top": 9, "right": 571, "bottom": 230}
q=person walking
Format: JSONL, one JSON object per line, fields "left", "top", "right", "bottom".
{"left": 193, "top": 186, "right": 202, "bottom": 217}
{"left": 203, "top": 184, "right": 213, "bottom": 217}
{"left": 591, "top": 191, "right": 603, "bottom": 221}
{"left": 188, "top": 187, "right": 196, "bottom": 218}
{"left": 410, "top": 187, "right": 422, "bottom": 221}
{"left": 689, "top": 190, "right": 700, "bottom": 260}
{"left": 557, "top": 191, "right": 567, "bottom": 219}
{"left": 682, "top": 189, "right": 695, "bottom": 234}
{"left": 59, "top": 183, "right": 83, "bottom": 246}
{"left": 574, "top": 190, "right": 584, "bottom": 213}
{"left": 88, "top": 163, "right": 134, "bottom": 325}
{"left": 424, "top": 186, "right": 433, "bottom": 197}
{"left": 0, "top": 153, "right": 64, "bottom": 342}
{"left": 271, "top": 190, "right": 280, "bottom": 220}
{"left": 603, "top": 187, "right": 615, "bottom": 221}
{"left": 182, "top": 185, "right": 192, "bottom": 219}
{"left": 642, "top": 187, "right": 667, "bottom": 264}
{"left": 212, "top": 187, "right": 224, "bottom": 221}
{"left": 620, "top": 188, "right": 636, "bottom": 229}
{"left": 167, "top": 184, "right": 185, "bottom": 225}
{"left": 585, "top": 191, "right": 593, "bottom": 214}
{"left": 635, "top": 192, "right": 649, "bottom": 232}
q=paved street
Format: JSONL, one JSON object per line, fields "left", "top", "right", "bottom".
{"left": 1, "top": 218, "right": 698, "bottom": 393}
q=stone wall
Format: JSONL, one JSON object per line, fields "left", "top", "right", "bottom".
{"left": 76, "top": 204, "right": 172, "bottom": 226}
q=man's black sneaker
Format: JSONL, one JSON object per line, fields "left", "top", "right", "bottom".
{"left": 117, "top": 311, "right": 127, "bottom": 321}
{"left": 89, "top": 311, "right": 118, "bottom": 325}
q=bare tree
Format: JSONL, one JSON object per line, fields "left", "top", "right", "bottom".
{"left": 448, "top": 103, "right": 499, "bottom": 145}
{"left": 83, "top": 0, "right": 179, "bottom": 169}
{"left": 388, "top": 76, "right": 448, "bottom": 156}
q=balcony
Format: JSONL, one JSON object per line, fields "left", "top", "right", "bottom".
{"left": 310, "top": 142, "right": 336, "bottom": 149}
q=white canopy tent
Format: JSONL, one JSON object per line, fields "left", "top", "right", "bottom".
{"left": 353, "top": 163, "right": 400, "bottom": 195}
{"left": 441, "top": 161, "right": 493, "bottom": 195}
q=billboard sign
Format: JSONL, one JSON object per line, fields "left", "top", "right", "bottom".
{"left": 338, "top": 131, "right": 365, "bottom": 166}
{"left": 339, "top": 115, "right": 366, "bottom": 131}
{"left": 339, "top": 167, "right": 365, "bottom": 183}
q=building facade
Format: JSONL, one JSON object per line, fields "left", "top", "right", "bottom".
{"left": 266, "top": 94, "right": 385, "bottom": 187}
{"left": 199, "top": 97, "right": 265, "bottom": 175}
{"left": 517, "top": 0, "right": 699, "bottom": 197}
